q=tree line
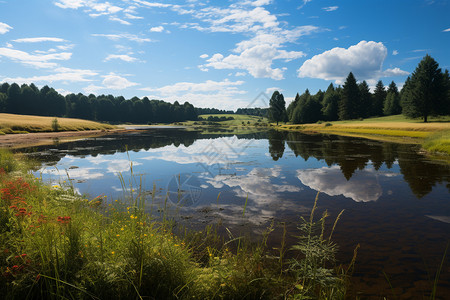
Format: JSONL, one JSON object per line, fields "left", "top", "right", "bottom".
{"left": 0, "top": 83, "right": 197, "bottom": 123}
{"left": 268, "top": 55, "right": 450, "bottom": 124}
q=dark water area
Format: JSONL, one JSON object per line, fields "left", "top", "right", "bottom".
{"left": 20, "top": 128, "right": 450, "bottom": 299}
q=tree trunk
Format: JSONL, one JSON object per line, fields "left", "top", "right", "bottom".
{"left": 276, "top": 121, "right": 279, "bottom": 126}
{"left": 424, "top": 114, "right": 428, "bottom": 123}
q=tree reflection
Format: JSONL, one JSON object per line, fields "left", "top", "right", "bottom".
{"left": 277, "top": 131, "right": 450, "bottom": 198}
{"left": 268, "top": 130, "right": 286, "bottom": 161}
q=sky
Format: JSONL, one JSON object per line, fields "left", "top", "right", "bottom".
{"left": 0, "top": 0, "right": 449, "bottom": 110}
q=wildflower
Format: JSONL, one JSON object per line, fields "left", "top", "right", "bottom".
{"left": 57, "top": 216, "right": 71, "bottom": 224}
{"left": 120, "top": 227, "right": 124, "bottom": 231}
{"left": 116, "top": 234, "right": 120, "bottom": 237}
{"left": 111, "top": 251, "right": 115, "bottom": 255}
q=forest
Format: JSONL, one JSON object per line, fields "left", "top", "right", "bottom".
{"left": 268, "top": 55, "right": 450, "bottom": 124}
{"left": 0, "top": 83, "right": 198, "bottom": 123}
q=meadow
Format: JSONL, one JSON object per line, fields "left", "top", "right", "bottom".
{"left": 0, "top": 113, "right": 115, "bottom": 135}
{"left": 0, "top": 150, "right": 351, "bottom": 299}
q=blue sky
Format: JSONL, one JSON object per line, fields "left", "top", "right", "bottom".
{"left": 0, "top": 0, "right": 449, "bottom": 110}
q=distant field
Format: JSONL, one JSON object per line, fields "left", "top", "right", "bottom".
{"left": 0, "top": 113, "right": 115, "bottom": 134}
{"left": 188, "top": 114, "right": 268, "bottom": 126}
{"left": 279, "top": 115, "right": 450, "bottom": 155}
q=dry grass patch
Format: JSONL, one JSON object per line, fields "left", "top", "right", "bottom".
{"left": 0, "top": 113, "right": 115, "bottom": 133}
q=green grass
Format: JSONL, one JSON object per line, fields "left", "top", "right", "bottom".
{"left": 423, "top": 130, "right": 450, "bottom": 155}
{"left": 0, "top": 151, "right": 350, "bottom": 299}
{"left": 0, "top": 113, "right": 115, "bottom": 134}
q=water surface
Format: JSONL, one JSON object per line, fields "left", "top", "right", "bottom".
{"left": 22, "top": 128, "right": 450, "bottom": 298}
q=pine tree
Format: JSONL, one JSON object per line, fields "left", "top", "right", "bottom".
{"left": 339, "top": 72, "right": 360, "bottom": 120}
{"left": 372, "top": 80, "right": 386, "bottom": 117}
{"left": 358, "top": 81, "right": 372, "bottom": 118}
{"left": 402, "top": 55, "right": 448, "bottom": 122}
{"left": 384, "top": 81, "right": 401, "bottom": 115}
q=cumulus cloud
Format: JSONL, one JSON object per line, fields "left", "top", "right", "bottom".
{"left": 322, "top": 6, "right": 338, "bottom": 11}
{"left": 104, "top": 54, "right": 138, "bottom": 62}
{"left": 82, "top": 74, "right": 138, "bottom": 94}
{"left": 150, "top": 26, "right": 164, "bottom": 32}
{"left": 0, "top": 22, "right": 13, "bottom": 34}
{"left": 102, "top": 74, "right": 138, "bottom": 90}
{"left": 298, "top": 40, "right": 408, "bottom": 84}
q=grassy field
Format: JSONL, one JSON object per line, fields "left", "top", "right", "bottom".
{"left": 278, "top": 115, "right": 450, "bottom": 155}
{"left": 0, "top": 113, "right": 115, "bottom": 134}
{"left": 0, "top": 151, "right": 349, "bottom": 299}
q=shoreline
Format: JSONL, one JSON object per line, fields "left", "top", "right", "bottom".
{"left": 0, "top": 128, "right": 136, "bottom": 149}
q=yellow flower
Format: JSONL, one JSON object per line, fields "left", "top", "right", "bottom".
{"left": 111, "top": 251, "right": 115, "bottom": 255}
{"left": 116, "top": 234, "right": 120, "bottom": 237}
{"left": 144, "top": 234, "right": 147, "bottom": 237}
{"left": 121, "top": 227, "right": 124, "bottom": 231}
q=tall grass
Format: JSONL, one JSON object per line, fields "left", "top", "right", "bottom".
{"left": 0, "top": 151, "right": 351, "bottom": 299}
{"left": 423, "top": 130, "right": 450, "bottom": 155}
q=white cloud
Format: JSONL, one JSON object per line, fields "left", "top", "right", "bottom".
{"left": 102, "top": 74, "right": 138, "bottom": 90}
{"left": 298, "top": 40, "right": 408, "bottom": 84}
{"left": 12, "top": 37, "right": 67, "bottom": 43}
{"left": 132, "top": 0, "right": 171, "bottom": 8}
{"left": 124, "top": 13, "right": 143, "bottom": 19}
{"left": 2, "top": 67, "right": 98, "bottom": 84}
{"left": 235, "top": 71, "right": 246, "bottom": 76}
{"left": 199, "top": 53, "right": 209, "bottom": 59}
{"left": 54, "top": 0, "right": 86, "bottom": 9}
{"left": 322, "top": 6, "right": 338, "bottom": 12}
{"left": 141, "top": 79, "right": 248, "bottom": 109}
{"left": 265, "top": 87, "right": 281, "bottom": 95}
{"left": 109, "top": 16, "right": 131, "bottom": 25}
{"left": 104, "top": 54, "right": 138, "bottom": 62}
{"left": 142, "top": 78, "right": 244, "bottom": 95}
{"left": 92, "top": 33, "right": 151, "bottom": 42}
{"left": 443, "top": 28, "right": 450, "bottom": 32}
{"left": 202, "top": 44, "right": 303, "bottom": 80}
{"left": 0, "top": 22, "right": 13, "bottom": 34}
{"left": 150, "top": 26, "right": 164, "bottom": 32}
{"left": 392, "top": 50, "right": 399, "bottom": 55}
{"left": 0, "top": 47, "right": 71, "bottom": 68}
{"left": 382, "top": 67, "right": 409, "bottom": 77}
{"left": 185, "top": 2, "right": 319, "bottom": 80}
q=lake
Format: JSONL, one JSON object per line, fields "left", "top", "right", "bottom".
{"left": 21, "top": 128, "right": 450, "bottom": 298}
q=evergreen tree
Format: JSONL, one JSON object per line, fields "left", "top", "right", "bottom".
{"left": 372, "top": 80, "right": 386, "bottom": 116}
{"left": 287, "top": 92, "right": 300, "bottom": 121}
{"left": 384, "top": 81, "right": 401, "bottom": 115}
{"left": 339, "top": 72, "right": 360, "bottom": 120}
{"left": 358, "top": 81, "right": 372, "bottom": 118}
{"left": 268, "top": 91, "right": 287, "bottom": 125}
{"left": 402, "top": 55, "right": 448, "bottom": 122}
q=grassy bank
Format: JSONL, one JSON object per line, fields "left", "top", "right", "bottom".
{"left": 0, "top": 113, "right": 115, "bottom": 134}
{"left": 278, "top": 115, "right": 450, "bottom": 155}
{"left": 0, "top": 151, "right": 350, "bottom": 299}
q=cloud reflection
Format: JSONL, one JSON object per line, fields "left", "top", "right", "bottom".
{"left": 297, "top": 166, "right": 385, "bottom": 202}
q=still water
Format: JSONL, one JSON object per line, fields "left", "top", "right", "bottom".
{"left": 22, "top": 128, "right": 450, "bottom": 298}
